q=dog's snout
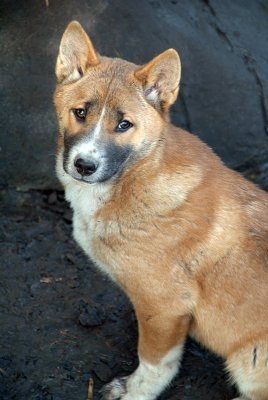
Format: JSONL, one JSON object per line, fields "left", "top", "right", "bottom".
{"left": 74, "top": 157, "right": 98, "bottom": 176}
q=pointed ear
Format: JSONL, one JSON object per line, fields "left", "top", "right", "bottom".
{"left": 134, "top": 49, "right": 181, "bottom": 111}
{"left": 55, "top": 21, "right": 100, "bottom": 83}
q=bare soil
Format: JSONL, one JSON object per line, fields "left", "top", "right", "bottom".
{"left": 2, "top": 181, "right": 267, "bottom": 400}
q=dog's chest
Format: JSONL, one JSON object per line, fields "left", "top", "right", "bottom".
{"left": 65, "top": 182, "right": 114, "bottom": 275}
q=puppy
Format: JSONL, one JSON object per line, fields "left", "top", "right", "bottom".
{"left": 54, "top": 21, "right": 268, "bottom": 400}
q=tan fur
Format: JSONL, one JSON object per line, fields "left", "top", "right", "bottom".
{"left": 54, "top": 21, "right": 268, "bottom": 400}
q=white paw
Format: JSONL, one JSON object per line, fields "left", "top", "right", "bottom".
{"left": 231, "top": 398, "right": 245, "bottom": 400}
{"left": 101, "top": 346, "right": 183, "bottom": 400}
{"left": 100, "top": 377, "right": 127, "bottom": 400}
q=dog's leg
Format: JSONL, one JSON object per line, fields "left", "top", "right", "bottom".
{"left": 227, "top": 337, "right": 268, "bottom": 400}
{"left": 121, "top": 344, "right": 183, "bottom": 400}
{"left": 101, "top": 312, "right": 190, "bottom": 400}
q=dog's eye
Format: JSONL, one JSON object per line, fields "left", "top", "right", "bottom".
{"left": 116, "top": 120, "right": 133, "bottom": 133}
{"left": 73, "top": 108, "right": 86, "bottom": 121}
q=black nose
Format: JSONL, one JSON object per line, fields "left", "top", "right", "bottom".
{"left": 74, "top": 158, "right": 98, "bottom": 176}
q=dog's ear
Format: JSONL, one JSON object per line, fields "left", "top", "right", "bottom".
{"left": 135, "top": 49, "right": 181, "bottom": 111}
{"left": 56, "top": 21, "right": 99, "bottom": 83}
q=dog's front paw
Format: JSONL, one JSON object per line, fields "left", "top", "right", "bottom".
{"left": 100, "top": 377, "right": 127, "bottom": 400}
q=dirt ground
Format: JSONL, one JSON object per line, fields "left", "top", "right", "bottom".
{"left": 0, "top": 168, "right": 267, "bottom": 399}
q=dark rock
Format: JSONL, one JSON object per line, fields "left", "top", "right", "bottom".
{"left": 0, "top": 0, "right": 267, "bottom": 189}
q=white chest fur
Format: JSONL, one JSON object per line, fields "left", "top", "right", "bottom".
{"left": 56, "top": 152, "right": 113, "bottom": 275}
{"left": 67, "top": 181, "right": 112, "bottom": 271}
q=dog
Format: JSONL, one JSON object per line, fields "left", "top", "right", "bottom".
{"left": 54, "top": 21, "right": 268, "bottom": 400}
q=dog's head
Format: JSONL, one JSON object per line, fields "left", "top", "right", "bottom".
{"left": 54, "top": 21, "right": 181, "bottom": 184}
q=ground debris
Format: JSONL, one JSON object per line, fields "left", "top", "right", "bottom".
{"left": 87, "top": 377, "right": 94, "bottom": 400}
{"left": 78, "top": 300, "right": 106, "bottom": 328}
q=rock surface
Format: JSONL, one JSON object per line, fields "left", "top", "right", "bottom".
{"left": 0, "top": 0, "right": 268, "bottom": 189}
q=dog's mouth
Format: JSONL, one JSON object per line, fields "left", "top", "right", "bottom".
{"left": 70, "top": 174, "right": 113, "bottom": 184}
{"left": 71, "top": 175, "right": 95, "bottom": 184}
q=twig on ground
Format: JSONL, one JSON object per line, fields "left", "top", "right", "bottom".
{"left": 87, "top": 377, "right": 94, "bottom": 400}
